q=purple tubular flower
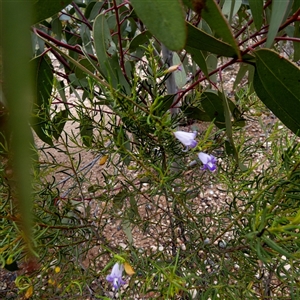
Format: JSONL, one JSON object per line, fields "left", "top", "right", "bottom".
{"left": 198, "top": 152, "right": 217, "bottom": 172}
{"left": 174, "top": 131, "right": 197, "bottom": 151}
{"left": 106, "top": 262, "right": 126, "bottom": 289}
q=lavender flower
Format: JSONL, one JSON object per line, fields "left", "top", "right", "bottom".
{"left": 198, "top": 152, "right": 217, "bottom": 172}
{"left": 106, "top": 262, "right": 126, "bottom": 289}
{"left": 174, "top": 131, "right": 197, "bottom": 151}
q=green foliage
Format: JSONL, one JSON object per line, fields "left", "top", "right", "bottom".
{"left": 1, "top": 0, "right": 300, "bottom": 299}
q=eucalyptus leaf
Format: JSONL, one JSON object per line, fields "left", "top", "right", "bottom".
{"left": 173, "top": 53, "right": 187, "bottom": 89}
{"left": 266, "top": 0, "right": 293, "bottom": 48}
{"left": 33, "top": 0, "right": 73, "bottom": 24}
{"left": 253, "top": 49, "right": 300, "bottom": 136}
{"left": 248, "top": 0, "right": 263, "bottom": 31}
{"left": 31, "top": 55, "right": 54, "bottom": 146}
{"left": 130, "top": 0, "right": 186, "bottom": 51}
{"left": 186, "top": 23, "right": 238, "bottom": 58}
{"left": 93, "top": 14, "right": 130, "bottom": 93}
{"left": 52, "top": 109, "right": 68, "bottom": 140}
{"left": 80, "top": 114, "right": 94, "bottom": 147}
{"left": 201, "top": 0, "right": 241, "bottom": 58}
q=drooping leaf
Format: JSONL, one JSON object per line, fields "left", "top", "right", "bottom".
{"left": 173, "top": 53, "right": 187, "bottom": 89}
{"left": 200, "top": 91, "right": 244, "bottom": 129}
{"left": 80, "top": 114, "right": 94, "bottom": 147}
{"left": 130, "top": 0, "right": 186, "bottom": 51}
{"left": 265, "top": 0, "right": 293, "bottom": 48}
{"left": 186, "top": 23, "right": 238, "bottom": 58}
{"left": 122, "top": 219, "right": 133, "bottom": 244}
{"left": 93, "top": 14, "right": 130, "bottom": 93}
{"left": 248, "top": 0, "right": 264, "bottom": 31}
{"left": 201, "top": 0, "right": 241, "bottom": 58}
{"left": 113, "top": 190, "right": 127, "bottom": 210}
{"left": 52, "top": 109, "right": 68, "bottom": 140}
{"left": 114, "top": 126, "right": 131, "bottom": 166}
{"left": 206, "top": 54, "right": 218, "bottom": 83}
{"left": 33, "top": 0, "right": 73, "bottom": 24}
{"left": 253, "top": 49, "right": 300, "bottom": 136}
{"left": 80, "top": 23, "right": 93, "bottom": 54}
{"left": 185, "top": 46, "right": 209, "bottom": 77}
{"left": 222, "top": 0, "right": 242, "bottom": 23}
{"left": 129, "top": 31, "right": 152, "bottom": 52}
{"left": 31, "top": 55, "right": 53, "bottom": 146}
{"left": 183, "top": 106, "right": 211, "bottom": 122}
{"left": 233, "top": 63, "right": 249, "bottom": 89}
{"left": 152, "top": 94, "right": 175, "bottom": 117}
{"left": 293, "top": 22, "right": 300, "bottom": 62}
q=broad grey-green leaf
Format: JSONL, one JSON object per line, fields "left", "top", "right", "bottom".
{"left": 253, "top": 49, "right": 300, "bottom": 136}
{"left": 130, "top": 0, "right": 186, "bottom": 51}
{"left": 248, "top": 0, "right": 263, "bottom": 31}
{"left": 266, "top": 0, "right": 293, "bottom": 48}
{"left": 186, "top": 23, "right": 238, "bottom": 58}
{"left": 201, "top": 0, "right": 241, "bottom": 58}
{"left": 33, "top": 0, "right": 73, "bottom": 24}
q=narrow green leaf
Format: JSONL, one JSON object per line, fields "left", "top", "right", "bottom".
{"left": 130, "top": 0, "right": 186, "bottom": 51}
{"left": 253, "top": 49, "right": 300, "bottom": 136}
{"left": 33, "top": 0, "right": 73, "bottom": 24}
{"left": 201, "top": 0, "right": 241, "bottom": 58}
{"left": 266, "top": 0, "right": 293, "bottom": 48}
{"left": 186, "top": 23, "right": 238, "bottom": 58}
{"left": 261, "top": 236, "right": 294, "bottom": 259}
{"left": 248, "top": 0, "right": 263, "bottom": 31}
